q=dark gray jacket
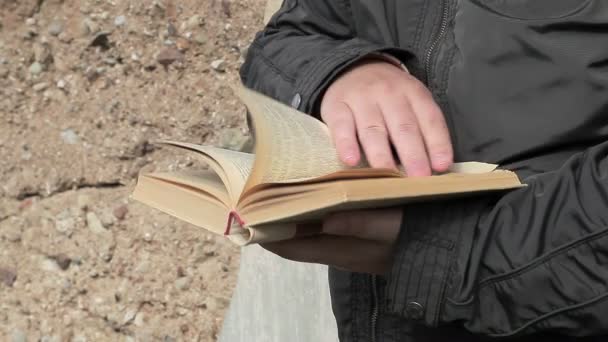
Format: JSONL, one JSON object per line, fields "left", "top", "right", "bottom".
{"left": 240, "top": 1, "right": 608, "bottom": 341}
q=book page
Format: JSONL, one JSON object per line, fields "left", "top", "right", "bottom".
{"left": 161, "top": 141, "right": 254, "bottom": 202}
{"left": 132, "top": 174, "right": 230, "bottom": 236}
{"left": 236, "top": 86, "right": 350, "bottom": 191}
{"left": 240, "top": 169, "right": 523, "bottom": 227}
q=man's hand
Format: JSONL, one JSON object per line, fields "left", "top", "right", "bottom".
{"left": 262, "top": 209, "right": 402, "bottom": 275}
{"left": 321, "top": 59, "right": 453, "bottom": 176}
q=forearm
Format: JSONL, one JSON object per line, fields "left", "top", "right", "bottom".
{"left": 387, "top": 141, "right": 608, "bottom": 337}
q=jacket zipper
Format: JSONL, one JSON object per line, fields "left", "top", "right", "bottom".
{"left": 424, "top": 0, "right": 450, "bottom": 84}
{"left": 370, "top": 275, "right": 379, "bottom": 342}
{"left": 369, "top": 5, "right": 450, "bottom": 341}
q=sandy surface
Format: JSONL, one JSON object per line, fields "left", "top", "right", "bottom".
{"left": 0, "top": 0, "right": 264, "bottom": 340}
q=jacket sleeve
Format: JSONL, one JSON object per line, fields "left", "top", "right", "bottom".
{"left": 240, "top": 0, "right": 412, "bottom": 114}
{"left": 385, "top": 141, "right": 608, "bottom": 337}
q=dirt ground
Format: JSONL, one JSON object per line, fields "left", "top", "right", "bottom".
{"left": 0, "top": 0, "right": 265, "bottom": 340}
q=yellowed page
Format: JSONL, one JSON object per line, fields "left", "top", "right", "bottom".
{"left": 145, "top": 170, "right": 231, "bottom": 205}
{"left": 236, "top": 86, "right": 350, "bottom": 192}
{"left": 132, "top": 174, "right": 230, "bottom": 236}
{"left": 240, "top": 170, "right": 524, "bottom": 227}
{"left": 161, "top": 141, "right": 254, "bottom": 202}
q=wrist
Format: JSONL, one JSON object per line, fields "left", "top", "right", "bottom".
{"left": 364, "top": 52, "right": 410, "bottom": 73}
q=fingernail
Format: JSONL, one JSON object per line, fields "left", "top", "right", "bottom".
{"left": 432, "top": 153, "right": 453, "bottom": 172}
{"left": 343, "top": 154, "right": 359, "bottom": 166}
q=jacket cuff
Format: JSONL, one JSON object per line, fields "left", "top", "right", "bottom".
{"left": 385, "top": 199, "right": 487, "bottom": 326}
{"left": 292, "top": 39, "right": 413, "bottom": 115}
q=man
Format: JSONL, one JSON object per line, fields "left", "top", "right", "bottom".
{"left": 240, "top": 1, "right": 608, "bottom": 341}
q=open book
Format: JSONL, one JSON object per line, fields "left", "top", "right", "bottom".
{"left": 132, "top": 86, "right": 523, "bottom": 245}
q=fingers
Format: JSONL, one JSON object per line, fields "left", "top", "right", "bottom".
{"left": 319, "top": 60, "right": 453, "bottom": 174}
{"left": 349, "top": 97, "right": 396, "bottom": 170}
{"left": 321, "top": 101, "right": 361, "bottom": 166}
{"left": 262, "top": 235, "right": 391, "bottom": 275}
{"left": 380, "top": 94, "right": 431, "bottom": 176}
{"left": 321, "top": 209, "right": 402, "bottom": 243}
{"left": 406, "top": 83, "right": 453, "bottom": 172}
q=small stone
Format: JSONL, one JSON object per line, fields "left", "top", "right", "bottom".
{"left": 53, "top": 254, "right": 71, "bottom": 270}
{"left": 60, "top": 129, "right": 79, "bottom": 145}
{"left": 210, "top": 59, "right": 225, "bottom": 72}
{"left": 143, "top": 232, "right": 153, "bottom": 242}
{"left": 48, "top": 21, "right": 63, "bottom": 36}
{"left": 54, "top": 211, "right": 76, "bottom": 237}
{"left": 41, "top": 258, "right": 61, "bottom": 272}
{"left": 114, "top": 15, "right": 126, "bottom": 27}
{"left": 134, "top": 312, "right": 145, "bottom": 326}
{"left": 26, "top": 18, "right": 37, "bottom": 26}
{"left": 34, "top": 43, "right": 53, "bottom": 66}
{"left": 0, "top": 268, "right": 17, "bottom": 287}
{"left": 176, "top": 37, "right": 190, "bottom": 52}
{"left": 86, "top": 212, "right": 106, "bottom": 234}
{"left": 193, "top": 32, "right": 207, "bottom": 45}
{"left": 123, "top": 308, "right": 137, "bottom": 325}
{"left": 82, "top": 18, "right": 98, "bottom": 36}
{"left": 113, "top": 205, "right": 128, "bottom": 220}
{"left": 56, "top": 79, "right": 67, "bottom": 89}
{"left": 29, "top": 62, "right": 43, "bottom": 75}
{"left": 33, "top": 82, "right": 49, "bottom": 92}
{"left": 22, "top": 29, "right": 38, "bottom": 41}
{"left": 99, "top": 209, "right": 116, "bottom": 227}
{"left": 192, "top": 242, "right": 214, "bottom": 263}
{"left": 0, "top": 67, "right": 8, "bottom": 78}
{"left": 10, "top": 329, "right": 26, "bottom": 342}
{"left": 58, "top": 32, "right": 72, "bottom": 43}
{"left": 84, "top": 67, "right": 100, "bottom": 82}
{"left": 174, "top": 277, "right": 190, "bottom": 291}
{"left": 104, "top": 57, "right": 117, "bottom": 66}
{"left": 186, "top": 15, "right": 202, "bottom": 29}
{"left": 157, "top": 47, "right": 184, "bottom": 67}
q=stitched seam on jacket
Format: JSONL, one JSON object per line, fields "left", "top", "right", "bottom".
{"left": 433, "top": 217, "right": 467, "bottom": 325}
{"left": 490, "top": 292, "right": 608, "bottom": 337}
{"left": 249, "top": 41, "right": 297, "bottom": 84}
{"left": 449, "top": 227, "right": 608, "bottom": 307}
{"left": 297, "top": 48, "right": 353, "bottom": 96}
{"left": 297, "top": 41, "right": 369, "bottom": 94}
{"left": 410, "top": 232, "right": 455, "bottom": 250}
{"left": 350, "top": 272, "right": 359, "bottom": 342}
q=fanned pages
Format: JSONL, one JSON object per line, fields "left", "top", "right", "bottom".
{"left": 132, "top": 84, "right": 524, "bottom": 246}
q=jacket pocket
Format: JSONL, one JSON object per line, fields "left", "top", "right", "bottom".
{"left": 471, "top": 0, "right": 591, "bottom": 20}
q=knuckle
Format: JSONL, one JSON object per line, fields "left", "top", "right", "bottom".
{"left": 362, "top": 124, "right": 388, "bottom": 137}
{"left": 396, "top": 122, "right": 420, "bottom": 135}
